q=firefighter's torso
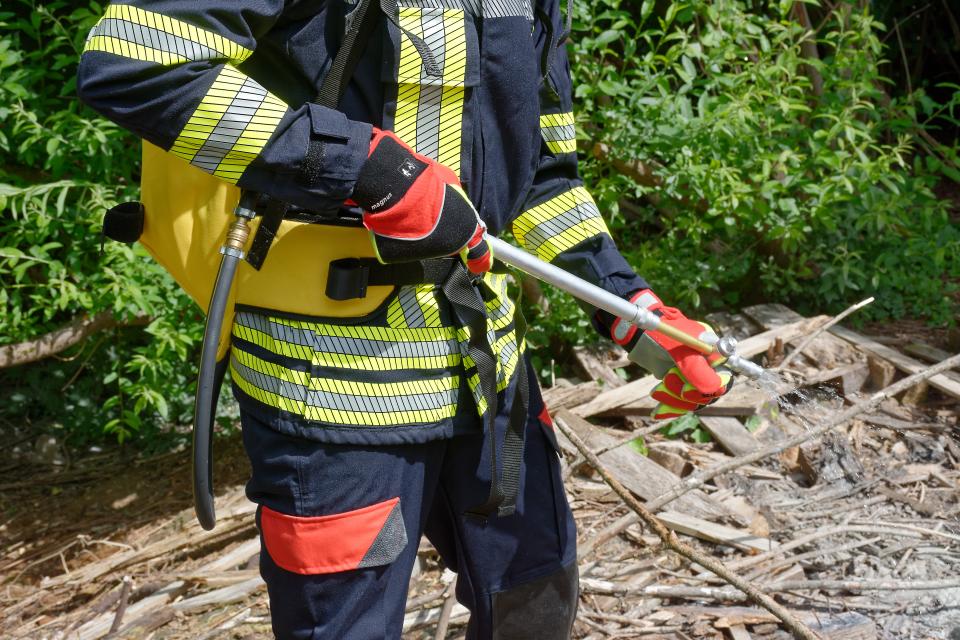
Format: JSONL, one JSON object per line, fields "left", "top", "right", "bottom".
{"left": 243, "top": 0, "right": 544, "bottom": 232}
{"left": 139, "top": 0, "right": 544, "bottom": 442}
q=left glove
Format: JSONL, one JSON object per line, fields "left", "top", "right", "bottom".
{"left": 609, "top": 289, "right": 734, "bottom": 420}
{"left": 351, "top": 128, "right": 492, "bottom": 273}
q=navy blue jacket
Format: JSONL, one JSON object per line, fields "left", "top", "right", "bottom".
{"left": 77, "top": 0, "right": 647, "bottom": 301}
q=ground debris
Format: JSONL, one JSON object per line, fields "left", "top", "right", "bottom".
{"left": 1, "top": 305, "right": 957, "bottom": 639}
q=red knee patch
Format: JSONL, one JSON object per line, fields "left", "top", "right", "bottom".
{"left": 261, "top": 497, "right": 407, "bottom": 575}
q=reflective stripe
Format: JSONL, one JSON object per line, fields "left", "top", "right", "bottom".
{"left": 512, "top": 186, "right": 611, "bottom": 262}
{"left": 386, "top": 285, "right": 442, "bottom": 329}
{"left": 399, "top": 0, "right": 532, "bottom": 20}
{"left": 232, "top": 350, "right": 460, "bottom": 426}
{"left": 83, "top": 4, "right": 252, "bottom": 65}
{"left": 394, "top": 8, "right": 466, "bottom": 176}
{"left": 539, "top": 112, "right": 577, "bottom": 154}
{"left": 484, "top": 273, "right": 515, "bottom": 331}
{"left": 233, "top": 311, "right": 461, "bottom": 371}
{"left": 169, "top": 65, "right": 287, "bottom": 183}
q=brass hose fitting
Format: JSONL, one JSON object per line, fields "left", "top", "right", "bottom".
{"left": 222, "top": 217, "right": 251, "bottom": 255}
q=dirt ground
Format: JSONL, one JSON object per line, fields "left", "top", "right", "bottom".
{"left": 2, "top": 309, "right": 959, "bottom": 639}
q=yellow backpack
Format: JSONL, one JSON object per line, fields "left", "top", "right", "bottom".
{"left": 137, "top": 142, "right": 395, "bottom": 361}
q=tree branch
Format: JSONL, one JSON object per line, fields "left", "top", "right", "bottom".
{"left": 555, "top": 417, "right": 821, "bottom": 640}
{"left": 0, "top": 312, "right": 151, "bottom": 369}
{"left": 579, "top": 352, "right": 960, "bottom": 558}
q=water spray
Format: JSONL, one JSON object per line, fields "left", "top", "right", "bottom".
{"left": 485, "top": 236, "right": 765, "bottom": 379}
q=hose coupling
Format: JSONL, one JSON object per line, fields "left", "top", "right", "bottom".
{"left": 221, "top": 215, "right": 252, "bottom": 258}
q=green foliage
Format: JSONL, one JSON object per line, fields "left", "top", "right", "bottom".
{"left": 1, "top": 0, "right": 957, "bottom": 450}
{"left": 527, "top": 0, "right": 959, "bottom": 353}
{"left": 661, "top": 413, "right": 712, "bottom": 443}
{"left": 0, "top": 2, "right": 205, "bottom": 448}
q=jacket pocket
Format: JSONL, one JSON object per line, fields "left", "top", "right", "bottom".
{"left": 382, "top": 4, "right": 480, "bottom": 179}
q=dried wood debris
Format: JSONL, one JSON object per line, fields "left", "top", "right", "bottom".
{"left": 1, "top": 305, "right": 958, "bottom": 639}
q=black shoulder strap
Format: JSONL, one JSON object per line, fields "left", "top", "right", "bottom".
{"left": 314, "top": 0, "right": 382, "bottom": 109}
{"left": 249, "top": 0, "right": 382, "bottom": 270}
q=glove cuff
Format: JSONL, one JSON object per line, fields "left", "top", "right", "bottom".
{"left": 609, "top": 289, "right": 662, "bottom": 347}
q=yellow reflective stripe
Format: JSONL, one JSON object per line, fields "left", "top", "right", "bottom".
{"left": 539, "top": 112, "right": 575, "bottom": 128}
{"left": 233, "top": 346, "right": 310, "bottom": 387}
{"left": 513, "top": 186, "right": 611, "bottom": 262}
{"left": 309, "top": 373, "right": 457, "bottom": 396}
{"left": 393, "top": 8, "right": 467, "bottom": 177}
{"left": 83, "top": 4, "right": 251, "bottom": 65}
{"left": 169, "top": 65, "right": 287, "bottom": 183}
{"left": 539, "top": 112, "right": 576, "bottom": 155}
{"left": 417, "top": 286, "right": 442, "bottom": 327}
{"left": 545, "top": 139, "right": 578, "bottom": 154}
{"left": 394, "top": 7, "right": 423, "bottom": 151}
{"left": 436, "top": 10, "right": 466, "bottom": 173}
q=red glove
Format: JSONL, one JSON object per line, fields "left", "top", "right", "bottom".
{"left": 610, "top": 290, "right": 734, "bottom": 420}
{"left": 351, "top": 128, "right": 492, "bottom": 273}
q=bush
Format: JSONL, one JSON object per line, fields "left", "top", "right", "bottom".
{"left": 526, "top": 0, "right": 959, "bottom": 355}
{"left": 0, "top": 0, "right": 957, "bottom": 449}
{"left": 0, "top": 2, "right": 205, "bottom": 448}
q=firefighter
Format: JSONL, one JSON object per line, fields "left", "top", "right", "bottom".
{"left": 76, "top": 1, "right": 732, "bottom": 637}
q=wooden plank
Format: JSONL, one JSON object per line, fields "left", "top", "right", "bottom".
{"left": 555, "top": 410, "right": 729, "bottom": 520}
{"left": 726, "top": 624, "right": 753, "bottom": 640}
{"left": 743, "top": 304, "right": 859, "bottom": 367}
{"left": 829, "top": 325, "right": 960, "bottom": 399}
{"left": 904, "top": 342, "right": 960, "bottom": 384}
{"left": 699, "top": 417, "right": 759, "bottom": 456}
{"left": 76, "top": 581, "right": 188, "bottom": 640}
{"left": 572, "top": 346, "right": 624, "bottom": 388}
{"left": 573, "top": 316, "right": 826, "bottom": 418}
{"left": 171, "top": 576, "right": 265, "bottom": 613}
{"left": 657, "top": 510, "right": 779, "bottom": 553}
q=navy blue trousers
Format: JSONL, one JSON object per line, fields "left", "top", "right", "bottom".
{"left": 241, "top": 364, "right": 578, "bottom": 639}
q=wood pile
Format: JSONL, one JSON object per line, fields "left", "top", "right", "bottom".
{"left": 2, "top": 304, "right": 958, "bottom": 639}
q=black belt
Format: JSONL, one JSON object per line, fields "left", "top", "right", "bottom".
{"left": 325, "top": 257, "right": 457, "bottom": 300}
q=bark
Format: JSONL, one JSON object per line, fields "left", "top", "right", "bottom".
{"left": 0, "top": 312, "right": 151, "bottom": 369}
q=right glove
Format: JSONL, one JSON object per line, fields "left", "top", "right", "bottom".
{"left": 350, "top": 128, "right": 492, "bottom": 273}
{"left": 608, "top": 289, "right": 734, "bottom": 420}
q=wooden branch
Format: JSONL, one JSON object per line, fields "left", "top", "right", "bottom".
{"left": 554, "top": 418, "right": 821, "bottom": 640}
{"left": 0, "top": 311, "right": 151, "bottom": 368}
{"left": 791, "top": 2, "right": 825, "bottom": 97}
{"left": 644, "top": 352, "right": 960, "bottom": 514}
{"left": 775, "top": 297, "right": 874, "bottom": 371}
{"left": 580, "top": 352, "right": 960, "bottom": 559}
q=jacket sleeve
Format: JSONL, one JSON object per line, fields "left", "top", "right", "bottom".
{"left": 76, "top": 1, "right": 371, "bottom": 212}
{"left": 513, "top": 0, "right": 649, "bottom": 315}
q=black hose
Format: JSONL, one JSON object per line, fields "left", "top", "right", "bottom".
{"left": 193, "top": 253, "right": 240, "bottom": 530}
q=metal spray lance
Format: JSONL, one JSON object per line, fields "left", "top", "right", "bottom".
{"left": 484, "top": 236, "right": 765, "bottom": 380}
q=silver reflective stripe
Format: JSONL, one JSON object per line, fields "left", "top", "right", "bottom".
{"left": 190, "top": 76, "right": 269, "bottom": 173}
{"left": 397, "top": 288, "right": 427, "bottom": 328}
{"left": 414, "top": 11, "right": 447, "bottom": 157}
{"left": 235, "top": 312, "right": 458, "bottom": 359}
{"left": 540, "top": 123, "right": 576, "bottom": 143}
{"left": 398, "top": 0, "right": 532, "bottom": 19}
{"left": 521, "top": 200, "right": 601, "bottom": 256}
{"left": 231, "top": 357, "right": 459, "bottom": 413}
{"left": 89, "top": 17, "right": 221, "bottom": 60}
